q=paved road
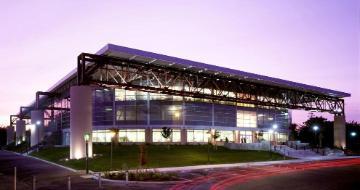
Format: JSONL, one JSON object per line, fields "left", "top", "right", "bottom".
{"left": 0, "top": 150, "right": 102, "bottom": 190}
{"left": 2, "top": 151, "right": 359, "bottom": 190}
{"left": 0, "top": 151, "right": 171, "bottom": 190}
{"left": 171, "top": 158, "right": 360, "bottom": 190}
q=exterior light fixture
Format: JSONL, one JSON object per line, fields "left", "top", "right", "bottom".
{"left": 36, "top": 121, "right": 41, "bottom": 125}
{"left": 312, "top": 125, "right": 319, "bottom": 131}
{"left": 84, "top": 133, "right": 90, "bottom": 142}
{"left": 83, "top": 132, "right": 90, "bottom": 174}
{"left": 350, "top": 132, "right": 357, "bottom": 137}
{"left": 272, "top": 124, "right": 278, "bottom": 129}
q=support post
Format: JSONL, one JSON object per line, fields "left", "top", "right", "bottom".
{"left": 15, "top": 120, "right": 26, "bottom": 145}
{"left": 14, "top": 167, "right": 16, "bottom": 190}
{"left": 70, "top": 86, "right": 93, "bottom": 159}
{"left": 67, "top": 176, "right": 71, "bottom": 190}
{"left": 145, "top": 128, "right": 152, "bottom": 144}
{"left": 180, "top": 128, "right": 187, "bottom": 145}
{"left": 30, "top": 110, "right": 44, "bottom": 147}
{"left": 334, "top": 114, "right": 346, "bottom": 149}
{"left": 32, "top": 176, "right": 36, "bottom": 190}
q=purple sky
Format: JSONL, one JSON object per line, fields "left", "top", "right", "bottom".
{"left": 0, "top": 0, "right": 359, "bottom": 126}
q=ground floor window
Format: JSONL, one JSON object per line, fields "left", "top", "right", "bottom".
{"left": 119, "top": 129, "right": 145, "bottom": 142}
{"left": 92, "top": 130, "right": 112, "bottom": 142}
{"left": 152, "top": 129, "right": 181, "bottom": 142}
{"left": 240, "top": 131, "right": 253, "bottom": 143}
{"left": 261, "top": 132, "right": 288, "bottom": 143}
{"left": 218, "top": 130, "right": 234, "bottom": 142}
{"left": 187, "top": 129, "right": 210, "bottom": 142}
{"left": 277, "top": 133, "right": 288, "bottom": 142}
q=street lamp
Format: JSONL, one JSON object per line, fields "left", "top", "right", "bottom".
{"left": 350, "top": 132, "right": 357, "bottom": 137}
{"left": 312, "top": 125, "right": 319, "bottom": 152}
{"left": 84, "top": 133, "right": 90, "bottom": 174}
{"left": 268, "top": 129, "right": 274, "bottom": 159}
{"left": 36, "top": 121, "right": 41, "bottom": 152}
{"left": 272, "top": 124, "right": 278, "bottom": 148}
{"left": 110, "top": 131, "right": 116, "bottom": 170}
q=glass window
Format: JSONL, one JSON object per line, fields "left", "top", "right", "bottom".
{"left": 92, "top": 130, "right": 112, "bottom": 142}
{"left": 218, "top": 130, "right": 234, "bottom": 142}
{"left": 187, "top": 130, "right": 210, "bottom": 142}
{"left": 152, "top": 129, "right": 181, "bottom": 142}
{"left": 237, "top": 111, "right": 257, "bottom": 128}
{"left": 239, "top": 131, "right": 253, "bottom": 143}
{"left": 119, "top": 129, "right": 145, "bottom": 142}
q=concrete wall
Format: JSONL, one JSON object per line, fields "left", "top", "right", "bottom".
{"left": 70, "top": 86, "right": 93, "bottom": 159}
{"left": 15, "top": 120, "right": 26, "bottom": 144}
{"left": 334, "top": 115, "right": 346, "bottom": 148}
{"left": 224, "top": 141, "right": 271, "bottom": 151}
{"left": 31, "top": 110, "right": 44, "bottom": 146}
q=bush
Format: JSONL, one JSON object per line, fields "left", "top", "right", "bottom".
{"left": 104, "top": 169, "right": 178, "bottom": 181}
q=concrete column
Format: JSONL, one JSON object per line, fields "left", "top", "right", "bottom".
{"left": 252, "top": 131, "right": 257, "bottom": 143}
{"left": 181, "top": 128, "right": 187, "bottom": 144}
{"left": 145, "top": 128, "right": 152, "bottom": 143}
{"left": 15, "top": 120, "right": 26, "bottom": 144}
{"left": 334, "top": 115, "right": 346, "bottom": 148}
{"left": 6, "top": 126, "right": 14, "bottom": 145}
{"left": 70, "top": 86, "right": 93, "bottom": 159}
{"left": 31, "top": 110, "right": 44, "bottom": 146}
{"left": 234, "top": 130, "right": 239, "bottom": 143}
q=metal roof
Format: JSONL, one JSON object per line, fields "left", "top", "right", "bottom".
{"left": 96, "top": 43, "right": 350, "bottom": 98}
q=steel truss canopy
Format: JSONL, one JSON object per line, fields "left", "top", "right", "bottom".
{"left": 74, "top": 44, "right": 350, "bottom": 115}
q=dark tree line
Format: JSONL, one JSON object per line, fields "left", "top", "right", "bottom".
{"left": 289, "top": 116, "right": 360, "bottom": 150}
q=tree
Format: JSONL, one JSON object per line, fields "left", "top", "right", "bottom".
{"left": 346, "top": 121, "right": 360, "bottom": 151}
{"left": 298, "top": 116, "right": 333, "bottom": 148}
{"left": 288, "top": 123, "right": 299, "bottom": 141}
{"left": 109, "top": 128, "right": 119, "bottom": 145}
{"left": 211, "top": 130, "right": 221, "bottom": 150}
{"left": 161, "top": 127, "right": 173, "bottom": 149}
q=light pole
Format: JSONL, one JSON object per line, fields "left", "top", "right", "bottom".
{"left": 268, "top": 129, "right": 274, "bottom": 159}
{"left": 84, "top": 133, "right": 90, "bottom": 174}
{"left": 206, "top": 129, "right": 211, "bottom": 164}
{"left": 110, "top": 131, "right": 116, "bottom": 170}
{"left": 312, "top": 125, "right": 319, "bottom": 152}
{"left": 36, "top": 121, "right": 41, "bottom": 152}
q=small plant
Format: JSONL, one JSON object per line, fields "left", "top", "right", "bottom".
{"left": 104, "top": 169, "right": 179, "bottom": 181}
{"left": 109, "top": 128, "right": 119, "bottom": 146}
{"left": 212, "top": 130, "right": 221, "bottom": 150}
{"left": 161, "top": 127, "right": 173, "bottom": 149}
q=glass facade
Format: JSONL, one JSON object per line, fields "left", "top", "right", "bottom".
{"left": 237, "top": 111, "right": 257, "bottom": 128}
{"left": 92, "top": 89, "right": 290, "bottom": 131}
{"left": 61, "top": 88, "right": 291, "bottom": 145}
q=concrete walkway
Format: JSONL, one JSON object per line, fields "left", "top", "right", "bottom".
{"left": 123, "top": 155, "right": 360, "bottom": 173}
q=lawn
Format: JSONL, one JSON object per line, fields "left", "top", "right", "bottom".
{"left": 30, "top": 144, "right": 289, "bottom": 171}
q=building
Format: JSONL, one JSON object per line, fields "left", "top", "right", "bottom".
{"left": 9, "top": 44, "right": 350, "bottom": 159}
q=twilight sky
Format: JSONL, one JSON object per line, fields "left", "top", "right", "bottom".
{"left": 0, "top": 0, "right": 359, "bottom": 126}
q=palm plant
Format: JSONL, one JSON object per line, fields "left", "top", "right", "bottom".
{"left": 161, "top": 127, "right": 173, "bottom": 149}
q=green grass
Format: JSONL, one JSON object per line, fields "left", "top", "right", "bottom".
{"left": 30, "top": 144, "right": 289, "bottom": 171}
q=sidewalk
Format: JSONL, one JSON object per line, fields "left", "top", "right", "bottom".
{"left": 124, "top": 155, "right": 360, "bottom": 173}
